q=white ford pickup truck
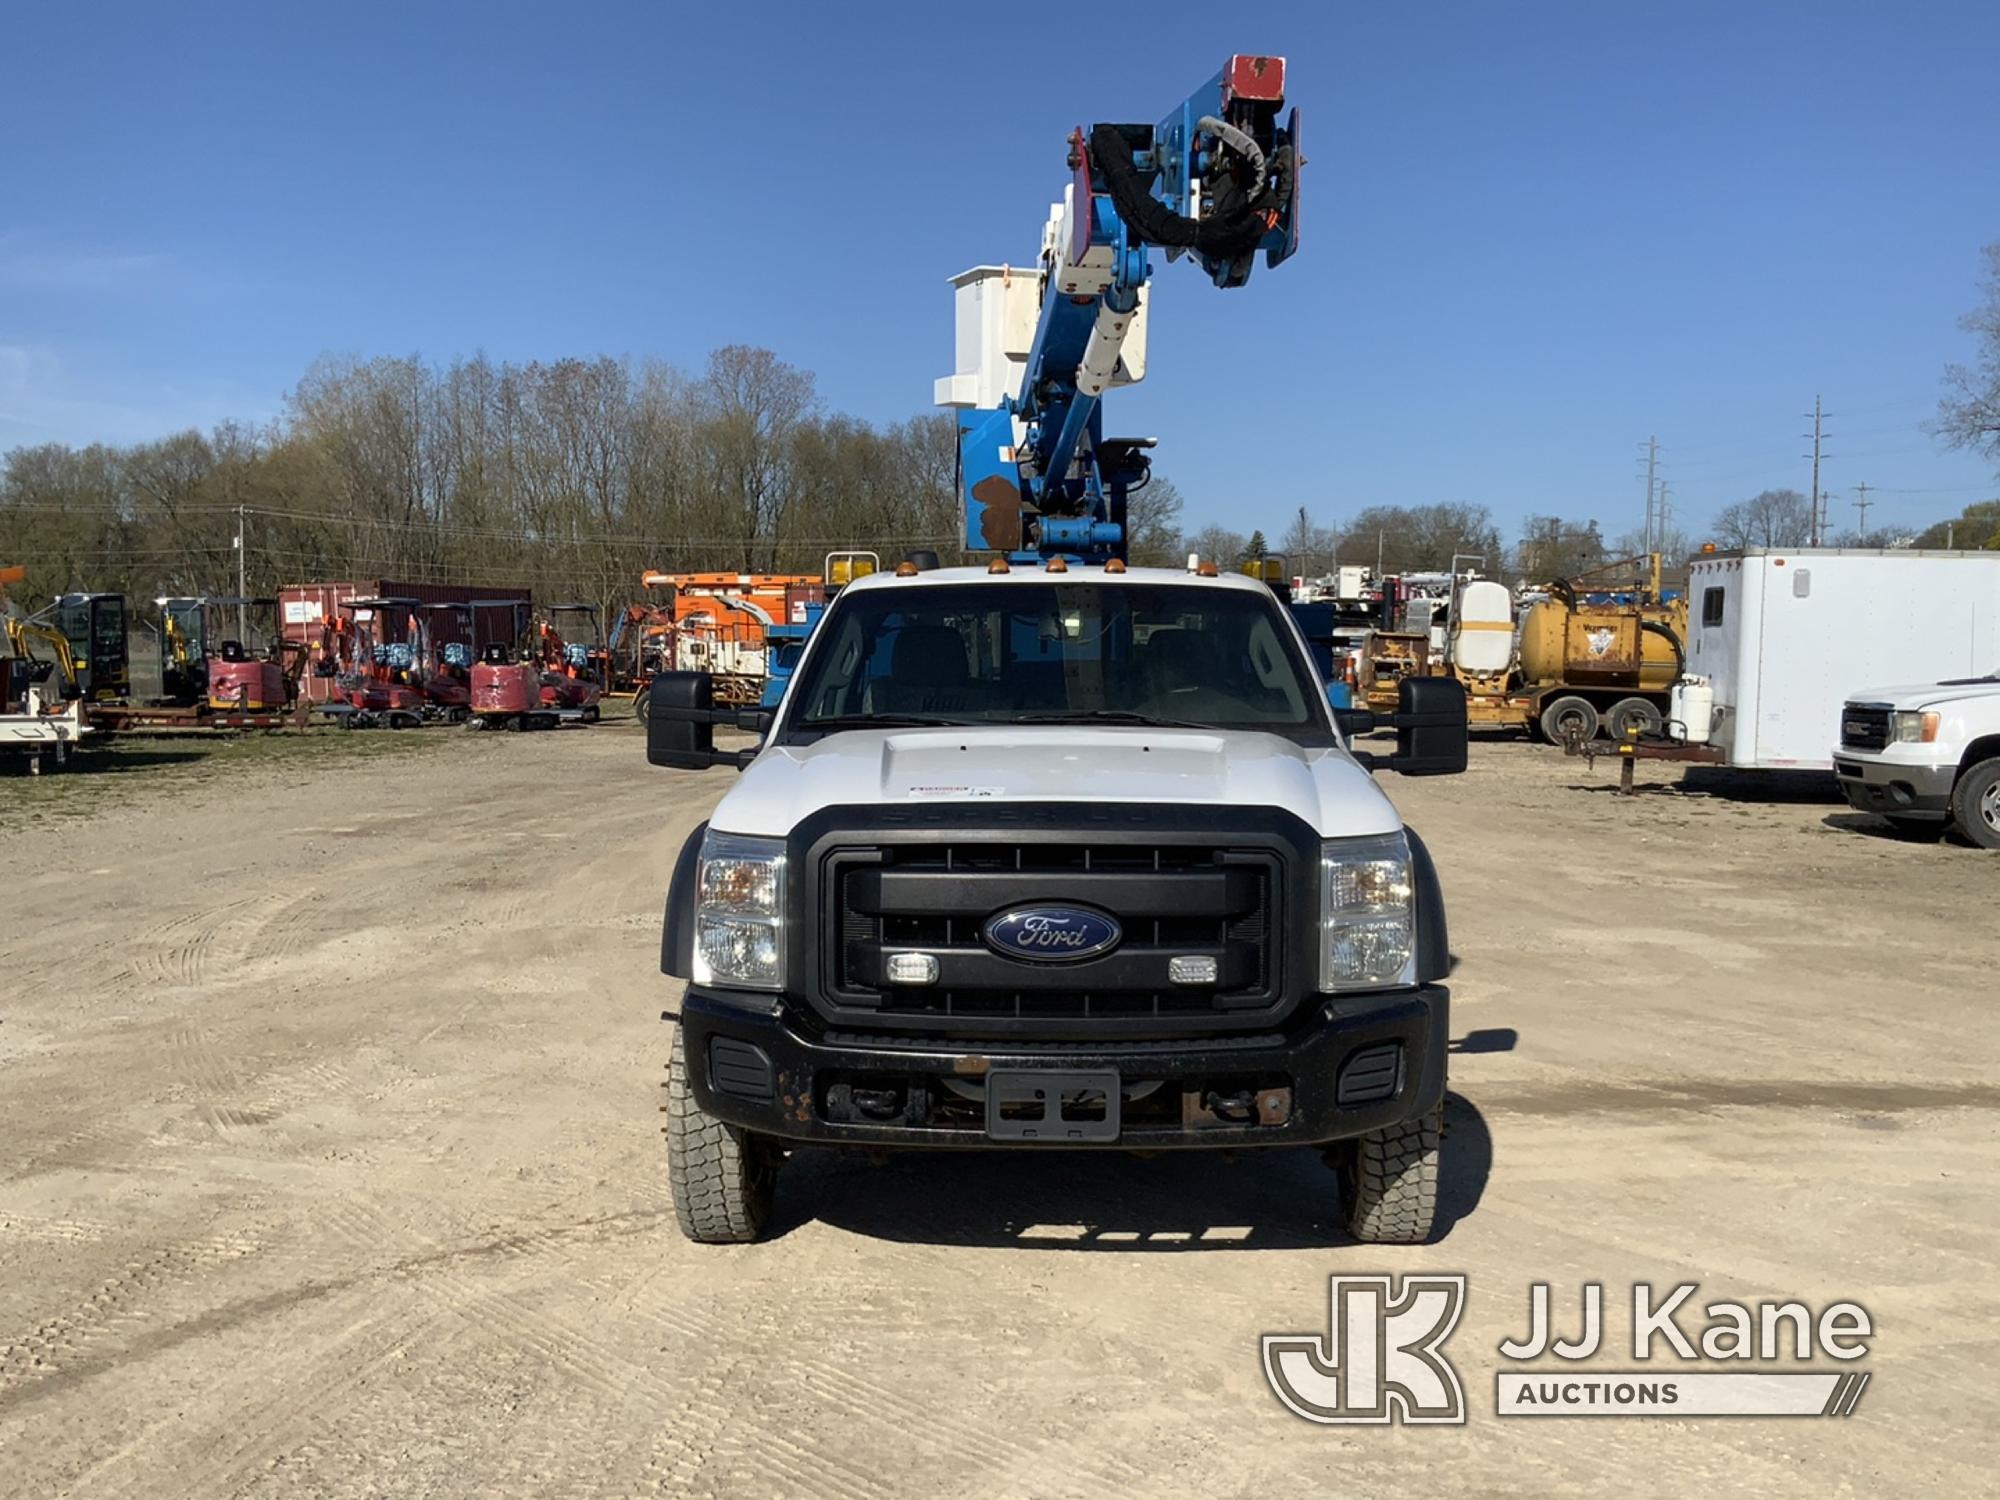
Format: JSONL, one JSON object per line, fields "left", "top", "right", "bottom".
{"left": 645, "top": 562, "right": 1469, "bottom": 1244}
{"left": 1833, "top": 672, "right": 2000, "bottom": 848}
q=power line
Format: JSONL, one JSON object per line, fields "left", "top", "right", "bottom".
{"left": 1637, "top": 435, "right": 1660, "bottom": 555}
{"left": 1803, "top": 396, "right": 1831, "bottom": 545}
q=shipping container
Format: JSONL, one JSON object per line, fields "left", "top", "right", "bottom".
{"left": 279, "top": 581, "right": 533, "bottom": 701}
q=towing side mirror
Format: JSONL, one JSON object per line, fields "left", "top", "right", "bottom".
{"left": 647, "top": 671, "right": 715, "bottom": 767}
{"left": 646, "top": 670, "right": 766, "bottom": 770}
{"left": 1390, "top": 677, "right": 1469, "bottom": 776}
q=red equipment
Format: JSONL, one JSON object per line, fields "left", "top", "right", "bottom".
{"left": 466, "top": 601, "right": 600, "bottom": 731}
{"left": 411, "top": 602, "right": 489, "bottom": 723}
{"left": 469, "top": 640, "right": 548, "bottom": 731}
{"left": 535, "top": 604, "right": 606, "bottom": 721}
{"left": 319, "top": 596, "right": 429, "bottom": 729}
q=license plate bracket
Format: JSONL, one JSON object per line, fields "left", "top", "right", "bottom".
{"left": 984, "top": 1069, "right": 1121, "bottom": 1142}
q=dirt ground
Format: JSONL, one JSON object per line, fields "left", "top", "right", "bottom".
{"left": 3, "top": 721, "right": 1996, "bottom": 1497}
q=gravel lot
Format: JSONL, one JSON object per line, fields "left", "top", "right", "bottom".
{"left": 3, "top": 724, "right": 1996, "bottom": 1496}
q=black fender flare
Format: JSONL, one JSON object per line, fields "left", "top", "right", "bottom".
{"left": 660, "top": 821, "right": 708, "bottom": 979}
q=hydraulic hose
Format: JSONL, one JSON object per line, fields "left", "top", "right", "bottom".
{"left": 1194, "top": 114, "right": 1267, "bottom": 196}
{"left": 1089, "top": 123, "right": 1285, "bottom": 259}
{"left": 1641, "top": 618, "right": 1687, "bottom": 682}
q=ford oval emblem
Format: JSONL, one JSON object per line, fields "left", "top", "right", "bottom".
{"left": 982, "top": 904, "right": 1122, "bottom": 964}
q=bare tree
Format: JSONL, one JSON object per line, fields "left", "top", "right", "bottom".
{"left": 1281, "top": 504, "right": 1341, "bottom": 579}
{"left": 1124, "top": 474, "right": 1186, "bottom": 566}
{"left": 1712, "top": 488, "right": 1813, "bottom": 550}
{"left": 1515, "top": 516, "right": 1606, "bottom": 580}
{"left": 1344, "top": 503, "right": 1502, "bottom": 573}
{"left": 1610, "top": 522, "right": 1692, "bottom": 564}
{"left": 1185, "top": 523, "right": 1247, "bottom": 569}
{"left": 695, "top": 345, "right": 816, "bottom": 570}
{"left": 1936, "top": 243, "right": 2000, "bottom": 472}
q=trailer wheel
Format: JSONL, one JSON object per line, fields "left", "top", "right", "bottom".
{"left": 1605, "top": 696, "right": 1663, "bottom": 741}
{"left": 1539, "top": 695, "right": 1599, "bottom": 745}
{"left": 1330, "top": 1106, "right": 1440, "bottom": 1244}
{"left": 1950, "top": 758, "right": 2000, "bottom": 850}
{"left": 633, "top": 687, "right": 650, "bottom": 723}
{"left": 666, "top": 1028, "right": 779, "bottom": 1243}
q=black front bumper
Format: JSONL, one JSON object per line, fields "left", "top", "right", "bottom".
{"left": 1833, "top": 756, "right": 1955, "bottom": 819}
{"left": 674, "top": 985, "right": 1448, "bottom": 1149}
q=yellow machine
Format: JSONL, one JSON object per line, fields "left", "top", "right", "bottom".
{"left": 4, "top": 568, "right": 93, "bottom": 769}
{"left": 1362, "top": 555, "right": 1689, "bottom": 743}
{"left": 4, "top": 616, "right": 80, "bottom": 696}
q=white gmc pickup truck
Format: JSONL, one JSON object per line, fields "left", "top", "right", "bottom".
{"left": 645, "top": 562, "right": 1469, "bottom": 1244}
{"left": 1833, "top": 672, "right": 2000, "bottom": 848}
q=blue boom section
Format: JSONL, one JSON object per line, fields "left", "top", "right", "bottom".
{"left": 960, "top": 55, "right": 1301, "bottom": 564}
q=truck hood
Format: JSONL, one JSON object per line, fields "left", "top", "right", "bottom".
{"left": 1847, "top": 678, "right": 2000, "bottom": 708}
{"left": 708, "top": 726, "right": 1404, "bottom": 840}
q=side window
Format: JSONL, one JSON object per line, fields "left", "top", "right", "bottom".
{"left": 1701, "top": 587, "right": 1725, "bottom": 628}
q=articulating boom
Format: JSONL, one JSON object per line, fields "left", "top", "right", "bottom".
{"left": 935, "top": 55, "right": 1301, "bottom": 564}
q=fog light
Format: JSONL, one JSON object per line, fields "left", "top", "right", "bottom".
{"left": 1169, "top": 955, "right": 1219, "bottom": 985}
{"left": 886, "top": 952, "right": 939, "bottom": 986}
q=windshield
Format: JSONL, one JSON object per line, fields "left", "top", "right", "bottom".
{"left": 784, "top": 581, "right": 1332, "bottom": 742}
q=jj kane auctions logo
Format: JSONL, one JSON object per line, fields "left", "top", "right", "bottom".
{"left": 1263, "top": 1277, "right": 1874, "bottom": 1423}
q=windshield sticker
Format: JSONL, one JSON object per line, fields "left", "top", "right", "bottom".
{"left": 903, "top": 785, "right": 1004, "bottom": 799}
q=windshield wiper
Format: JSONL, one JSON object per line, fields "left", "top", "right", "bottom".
{"left": 1006, "top": 710, "right": 1216, "bottom": 731}
{"left": 799, "top": 713, "right": 978, "bottom": 731}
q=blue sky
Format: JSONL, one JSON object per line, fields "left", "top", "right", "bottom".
{"left": 4, "top": 0, "right": 1997, "bottom": 545}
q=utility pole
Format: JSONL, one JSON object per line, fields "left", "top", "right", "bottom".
{"left": 235, "top": 504, "right": 248, "bottom": 641}
{"left": 1853, "top": 481, "right": 1872, "bottom": 542}
{"left": 1638, "top": 436, "right": 1660, "bottom": 555}
{"left": 1803, "top": 396, "right": 1830, "bottom": 545}
{"left": 1657, "top": 481, "right": 1673, "bottom": 556}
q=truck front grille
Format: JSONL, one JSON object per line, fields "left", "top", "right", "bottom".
{"left": 816, "top": 838, "right": 1289, "bottom": 1037}
{"left": 1840, "top": 704, "right": 1891, "bottom": 751}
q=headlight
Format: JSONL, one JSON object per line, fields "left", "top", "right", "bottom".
{"left": 1320, "top": 832, "right": 1416, "bottom": 991}
{"left": 692, "top": 831, "right": 786, "bottom": 990}
{"left": 1891, "top": 711, "right": 1940, "bottom": 744}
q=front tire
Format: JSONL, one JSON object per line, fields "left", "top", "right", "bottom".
{"left": 1949, "top": 758, "right": 2000, "bottom": 850}
{"left": 1331, "top": 1107, "right": 1441, "bottom": 1244}
{"left": 666, "top": 1028, "right": 779, "bottom": 1243}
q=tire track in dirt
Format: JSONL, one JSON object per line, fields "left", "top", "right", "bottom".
{"left": 0, "top": 1211, "right": 115, "bottom": 1245}
{"left": 312, "top": 1197, "right": 820, "bottom": 1498}
{"left": 0, "top": 1227, "right": 265, "bottom": 1407}
{"left": 112, "top": 895, "right": 272, "bottom": 994}
{"left": 589, "top": 1259, "right": 1151, "bottom": 1495}
{"left": 76, "top": 1290, "right": 455, "bottom": 1500}
{"left": 99, "top": 1199, "right": 738, "bottom": 1498}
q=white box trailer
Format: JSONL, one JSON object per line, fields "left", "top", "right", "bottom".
{"left": 1681, "top": 548, "right": 2000, "bottom": 769}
